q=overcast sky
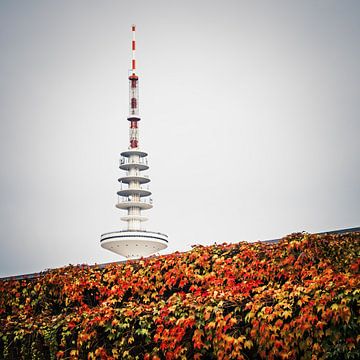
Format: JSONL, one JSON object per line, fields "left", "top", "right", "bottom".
{"left": 0, "top": 0, "right": 359, "bottom": 277}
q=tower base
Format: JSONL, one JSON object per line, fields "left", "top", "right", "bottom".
{"left": 100, "top": 230, "right": 168, "bottom": 258}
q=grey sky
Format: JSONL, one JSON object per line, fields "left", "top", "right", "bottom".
{"left": 0, "top": 0, "right": 359, "bottom": 277}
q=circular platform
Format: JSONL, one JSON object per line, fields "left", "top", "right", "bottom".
{"left": 120, "top": 215, "right": 148, "bottom": 222}
{"left": 121, "top": 150, "right": 148, "bottom": 158}
{"left": 118, "top": 175, "right": 150, "bottom": 184}
{"left": 100, "top": 230, "right": 168, "bottom": 258}
{"left": 116, "top": 200, "right": 153, "bottom": 210}
{"left": 117, "top": 188, "right": 151, "bottom": 197}
{"left": 119, "top": 162, "right": 149, "bottom": 171}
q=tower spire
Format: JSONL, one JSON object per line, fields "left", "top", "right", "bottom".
{"left": 131, "top": 24, "right": 136, "bottom": 73}
{"left": 128, "top": 25, "right": 140, "bottom": 149}
{"left": 100, "top": 25, "right": 168, "bottom": 259}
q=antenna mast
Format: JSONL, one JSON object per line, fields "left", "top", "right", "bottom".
{"left": 128, "top": 24, "right": 140, "bottom": 149}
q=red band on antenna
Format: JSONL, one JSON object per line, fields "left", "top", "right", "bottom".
{"left": 131, "top": 25, "right": 136, "bottom": 72}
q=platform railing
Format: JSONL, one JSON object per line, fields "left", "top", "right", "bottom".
{"left": 117, "top": 196, "right": 153, "bottom": 204}
{"left": 118, "top": 182, "right": 150, "bottom": 190}
{"left": 125, "top": 171, "right": 149, "bottom": 178}
{"left": 120, "top": 157, "right": 148, "bottom": 166}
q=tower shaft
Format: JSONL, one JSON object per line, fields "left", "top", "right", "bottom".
{"left": 100, "top": 25, "right": 168, "bottom": 258}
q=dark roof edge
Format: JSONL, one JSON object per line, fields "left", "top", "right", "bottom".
{"left": 260, "top": 226, "right": 360, "bottom": 244}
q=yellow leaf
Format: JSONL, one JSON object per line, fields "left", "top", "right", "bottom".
{"left": 237, "top": 335, "right": 246, "bottom": 343}
{"left": 207, "top": 321, "right": 216, "bottom": 329}
{"left": 283, "top": 310, "right": 292, "bottom": 319}
{"left": 70, "top": 349, "right": 78, "bottom": 359}
{"left": 244, "top": 340, "right": 253, "bottom": 349}
{"left": 245, "top": 312, "right": 255, "bottom": 322}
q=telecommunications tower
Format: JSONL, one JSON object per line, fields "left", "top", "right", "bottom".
{"left": 100, "top": 25, "right": 168, "bottom": 258}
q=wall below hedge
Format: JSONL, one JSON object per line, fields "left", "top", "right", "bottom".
{"left": 1, "top": 232, "right": 359, "bottom": 359}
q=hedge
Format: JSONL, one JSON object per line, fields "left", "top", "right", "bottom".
{"left": 1, "top": 232, "right": 359, "bottom": 359}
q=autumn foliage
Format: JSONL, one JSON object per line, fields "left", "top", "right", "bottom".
{"left": 1, "top": 232, "right": 359, "bottom": 359}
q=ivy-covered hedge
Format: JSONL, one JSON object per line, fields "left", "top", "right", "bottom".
{"left": 1, "top": 232, "right": 359, "bottom": 359}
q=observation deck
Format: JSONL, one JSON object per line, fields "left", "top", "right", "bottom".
{"left": 121, "top": 150, "right": 148, "bottom": 158}
{"left": 119, "top": 158, "right": 149, "bottom": 171}
{"left": 115, "top": 197, "right": 153, "bottom": 210}
{"left": 118, "top": 175, "right": 150, "bottom": 184}
{"left": 100, "top": 230, "right": 168, "bottom": 258}
{"left": 117, "top": 188, "right": 151, "bottom": 197}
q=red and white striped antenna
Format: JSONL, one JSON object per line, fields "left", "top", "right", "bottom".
{"left": 128, "top": 25, "right": 140, "bottom": 149}
{"left": 131, "top": 24, "right": 136, "bottom": 74}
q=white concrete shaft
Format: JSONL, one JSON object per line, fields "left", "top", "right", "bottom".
{"left": 116, "top": 152, "right": 152, "bottom": 231}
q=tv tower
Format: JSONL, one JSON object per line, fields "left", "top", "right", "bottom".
{"left": 100, "top": 25, "right": 168, "bottom": 258}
